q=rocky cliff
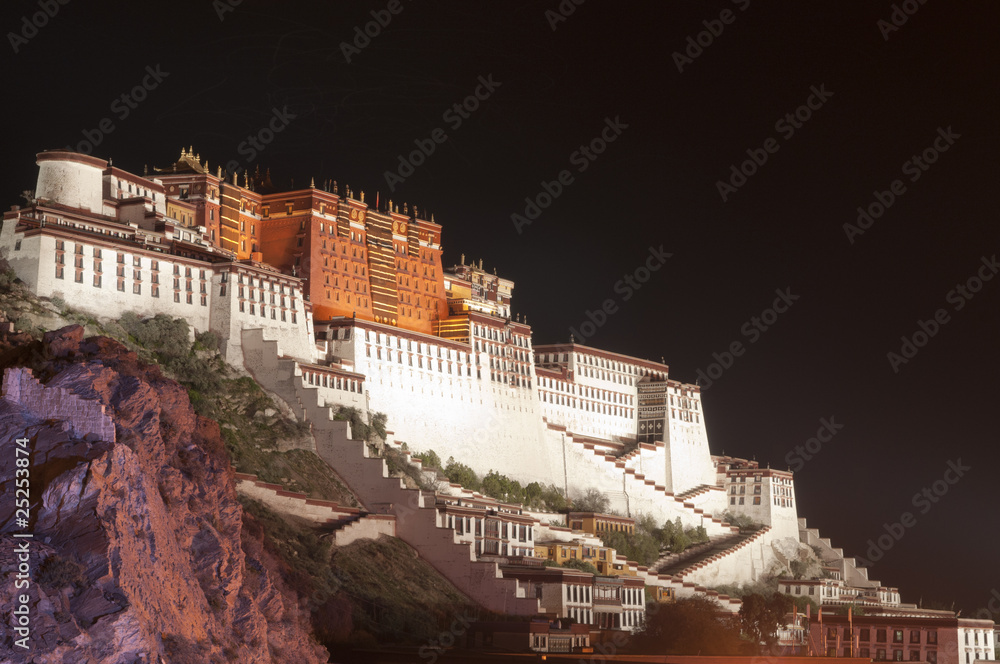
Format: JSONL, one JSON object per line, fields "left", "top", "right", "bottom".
{"left": 0, "top": 325, "right": 328, "bottom": 663}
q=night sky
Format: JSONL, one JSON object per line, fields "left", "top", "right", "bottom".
{"left": 3, "top": 0, "right": 997, "bottom": 612}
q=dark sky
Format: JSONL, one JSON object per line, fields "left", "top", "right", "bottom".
{"left": 3, "top": 0, "right": 997, "bottom": 611}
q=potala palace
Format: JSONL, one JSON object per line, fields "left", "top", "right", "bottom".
{"left": 2, "top": 149, "right": 994, "bottom": 658}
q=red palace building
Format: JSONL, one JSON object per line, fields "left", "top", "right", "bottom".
{"left": 154, "top": 148, "right": 450, "bottom": 334}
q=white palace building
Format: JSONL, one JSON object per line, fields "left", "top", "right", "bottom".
{"left": 3, "top": 150, "right": 991, "bottom": 648}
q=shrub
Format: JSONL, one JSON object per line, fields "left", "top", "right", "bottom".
{"left": 572, "top": 488, "right": 611, "bottom": 513}
{"left": 370, "top": 412, "right": 387, "bottom": 441}
{"left": 333, "top": 406, "right": 372, "bottom": 442}
{"left": 790, "top": 559, "right": 810, "bottom": 579}
{"left": 555, "top": 558, "right": 601, "bottom": 576}
{"left": 722, "top": 510, "right": 764, "bottom": 532}
{"left": 0, "top": 269, "right": 19, "bottom": 293}
{"left": 539, "top": 484, "right": 568, "bottom": 511}
{"left": 194, "top": 330, "right": 221, "bottom": 351}
{"left": 35, "top": 555, "right": 85, "bottom": 589}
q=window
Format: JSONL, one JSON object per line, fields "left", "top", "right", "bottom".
{"left": 93, "top": 275, "right": 102, "bottom": 288}
{"left": 927, "top": 632, "right": 937, "bottom": 645}
{"left": 877, "top": 630, "right": 888, "bottom": 643}
{"left": 861, "top": 629, "right": 871, "bottom": 642}
{"left": 894, "top": 631, "right": 904, "bottom": 644}
{"left": 877, "top": 650, "right": 886, "bottom": 661}
{"left": 910, "top": 632, "right": 921, "bottom": 644}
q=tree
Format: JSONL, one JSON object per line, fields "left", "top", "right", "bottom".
{"left": 559, "top": 558, "right": 600, "bottom": 575}
{"left": 443, "top": 457, "right": 480, "bottom": 491}
{"left": 523, "top": 482, "right": 543, "bottom": 507}
{"left": 739, "top": 592, "right": 793, "bottom": 653}
{"left": 540, "top": 484, "right": 568, "bottom": 511}
{"left": 370, "top": 412, "right": 387, "bottom": 441}
{"left": 627, "top": 596, "right": 743, "bottom": 655}
{"left": 415, "top": 449, "right": 442, "bottom": 470}
{"left": 573, "top": 488, "right": 611, "bottom": 513}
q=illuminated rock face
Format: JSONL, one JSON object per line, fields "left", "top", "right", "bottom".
{"left": 0, "top": 326, "right": 327, "bottom": 664}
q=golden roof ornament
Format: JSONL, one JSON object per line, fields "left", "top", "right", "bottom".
{"left": 310, "top": 177, "right": 315, "bottom": 188}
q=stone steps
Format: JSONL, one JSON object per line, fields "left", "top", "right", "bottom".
{"left": 233, "top": 472, "right": 362, "bottom": 527}
{"left": 242, "top": 329, "right": 539, "bottom": 616}
{"left": 559, "top": 427, "right": 739, "bottom": 537}
{"left": 671, "top": 526, "right": 771, "bottom": 580}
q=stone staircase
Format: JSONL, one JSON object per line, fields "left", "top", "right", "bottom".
{"left": 234, "top": 472, "right": 362, "bottom": 527}
{"left": 655, "top": 530, "right": 761, "bottom": 578}
{"left": 674, "top": 483, "right": 716, "bottom": 501}
{"left": 606, "top": 551, "right": 744, "bottom": 613}
{"left": 332, "top": 514, "right": 397, "bottom": 547}
{"left": 242, "top": 330, "right": 539, "bottom": 616}
{"left": 672, "top": 526, "right": 771, "bottom": 581}
{"left": 798, "top": 517, "right": 879, "bottom": 589}
{"left": 651, "top": 531, "right": 745, "bottom": 574}
{"left": 555, "top": 427, "right": 739, "bottom": 538}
